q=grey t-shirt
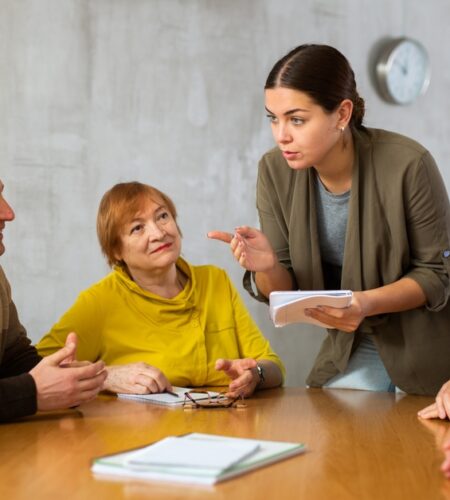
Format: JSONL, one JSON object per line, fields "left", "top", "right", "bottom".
{"left": 314, "top": 172, "right": 350, "bottom": 267}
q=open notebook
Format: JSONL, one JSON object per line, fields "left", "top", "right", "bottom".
{"left": 117, "top": 386, "right": 220, "bottom": 406}
{"left": 269, "top": 290, "right": 352, "bottom": 328}
{"left": 92, "top": 432, "right": 306, "bottom": 485}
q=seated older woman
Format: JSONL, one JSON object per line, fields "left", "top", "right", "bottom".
{"left": 37, "top": 182, "right": 284, "bottom": 397}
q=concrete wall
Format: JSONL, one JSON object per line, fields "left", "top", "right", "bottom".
{"left": 2, "top": 0, "right": 449, "bottom": 386}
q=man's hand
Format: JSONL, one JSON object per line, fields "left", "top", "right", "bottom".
{"left": 215, "top": 358, "right": 259, "bottom": 398}
{"left": 104, "top": 363, "right": 172, "bottom": 394}
{"left": 59, "top": 331, "right": 78, "bottom": 365}
{"left": 30, "top": 334, "right": 106, "bottom": 411}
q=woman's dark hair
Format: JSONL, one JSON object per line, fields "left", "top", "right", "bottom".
{"left": 265, "top": 44, "right": 365, "bottom": 129}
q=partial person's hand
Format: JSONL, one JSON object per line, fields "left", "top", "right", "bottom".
{"left": 215, "top": 358, "right": 259, "bottom": 398}
{"left": 419, "top": 418, "right": 450, "bottom": 479}
{"left": 207, "top": 226, "right": 278, "bottom": 272}
{"left": 442, "top": 440, "right": 450, "bottom": 478}
{"left": 30, "top": 339, "right": 107, "bottom": 411}
{"left": 418, "top": 380, "right": 450, "bottom": 420}
{"left": 305, "top": 291, "right": 367, "bottom": 332}
{"left": 104, "top": 363, "right": 172, "bottom": 394}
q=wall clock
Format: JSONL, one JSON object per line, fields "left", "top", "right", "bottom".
{"left": 375, "top": 37, "right": 430, "bottom": 105}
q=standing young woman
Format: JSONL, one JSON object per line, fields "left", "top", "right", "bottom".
{"left": 209, "top": 44, "right": 450, "bottom": 395}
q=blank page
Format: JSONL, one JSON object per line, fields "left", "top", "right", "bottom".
{"left": 126, "top": 436, "right": 260, "bottom": 471}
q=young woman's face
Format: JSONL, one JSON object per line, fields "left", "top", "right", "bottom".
{"left": 265, "top": 87, "right": 343, "bottom": 170}
{"left": 115, "top": 198, "right": 181, "bottom": 277}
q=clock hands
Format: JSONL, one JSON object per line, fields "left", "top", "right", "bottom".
{"left": 394, "top": 58, "right": 408, "bottom": 76}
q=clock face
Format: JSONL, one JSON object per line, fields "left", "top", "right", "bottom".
{"left": 376, "top": 38, "right": 430, "bottom": 105}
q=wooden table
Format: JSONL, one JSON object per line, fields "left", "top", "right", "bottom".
{"left": 1, "top": 387, "right": 449, "bottom": 499}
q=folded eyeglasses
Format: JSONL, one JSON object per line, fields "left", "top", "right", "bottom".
{"left": 183, "top": 390, "right": 247, "bottom": 410}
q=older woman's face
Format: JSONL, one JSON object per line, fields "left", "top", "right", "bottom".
{"left": 114, "top": 198, "right": 181, "bottom": 276}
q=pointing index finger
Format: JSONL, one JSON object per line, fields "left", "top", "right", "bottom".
{"left": 207, "top": 231, "right": 234, "bottom": 243}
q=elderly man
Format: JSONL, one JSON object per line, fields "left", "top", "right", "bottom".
{"left": 0, "top": 180, "right": 106, "bottom": 421}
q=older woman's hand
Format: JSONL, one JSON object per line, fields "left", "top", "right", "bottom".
{"left": 215, "top": 358, "right": 259, "bottom": 398}
{"left": 418, "top": 380, "right": 450, "bottom": 420}
{"left": 208, "top": 226, "right": 278, "bottom": 272}
{"left": 104, "top": 363, "right": 172, "bottom": 394}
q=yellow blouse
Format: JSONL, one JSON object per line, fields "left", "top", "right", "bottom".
{"left": 37, "top": 258, "right": 284, "bottom": 387}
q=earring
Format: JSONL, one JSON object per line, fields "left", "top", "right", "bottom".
{"left": 340, "top": 126, "right": 345, "bottom": 132}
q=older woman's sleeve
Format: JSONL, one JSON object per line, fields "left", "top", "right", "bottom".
{"left": 403, "top": 151, "right": 450, "bottom": 311}
{"left": 36, "top": 289, "right": 102, "bottom": 361}
{"left": 228, "top": 273, "right": 285, "bottom": 380}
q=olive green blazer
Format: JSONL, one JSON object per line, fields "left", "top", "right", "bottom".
{"left": 251, "top": 127, "right": 450, "bottom": 396}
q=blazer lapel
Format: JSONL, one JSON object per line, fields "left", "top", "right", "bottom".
{"left": 341, "top": 143, "right": 363, "bottom": 293}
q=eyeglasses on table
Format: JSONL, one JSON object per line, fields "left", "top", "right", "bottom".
{"left": 183, "top": 390, "right": 247, "bottom": 410}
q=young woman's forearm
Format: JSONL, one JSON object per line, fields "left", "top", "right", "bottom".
{"left": 254, "top": 262, "right": 295, "bottom": 298}
{"left": 360, "top": 277, "right": 426, "bottom": 317}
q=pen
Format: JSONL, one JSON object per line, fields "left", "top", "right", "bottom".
{"left": 165, "top": 390, "right": 179, "bottom": 398}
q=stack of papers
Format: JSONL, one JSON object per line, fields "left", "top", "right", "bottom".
{"left": 117, "top": 386, "right": 220, "bottom": 406}
{"left": 92, "top": 433, "right": 305, "bottom": 485}
{"left": 269, "top": 290, "right": 353, "bottom": 328}
{"left": 127, "top": 436, "right": 259, "bottom": 473}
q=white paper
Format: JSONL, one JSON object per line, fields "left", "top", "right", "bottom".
{"left": 126, "top": 435, "right": 260, "bottom": 472}
{"left": 92, "top": 432, "right": 306, "bottom": 485}
{"left": 117, "top": 387, "right": 219, "bottom": 406}
{"left": 269, "top": 290, "right": 352, "bottom": 328}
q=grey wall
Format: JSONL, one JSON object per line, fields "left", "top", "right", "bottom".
{"left": 2, "top": 0, "right": 449, "bottom": 386}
